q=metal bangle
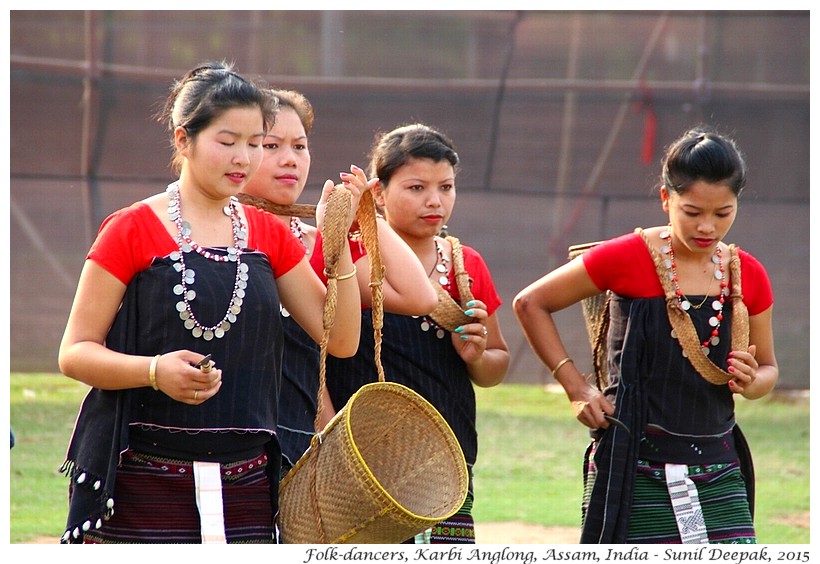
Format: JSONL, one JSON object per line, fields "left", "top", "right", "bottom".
{"left": 551, "top": 357, "right": 574, "bottom": 378}
{"left": 326, "top": 264, "right": 357, "bottom": 281}
{"left": 149, "top": 354, "right": 161, "bottom": 391}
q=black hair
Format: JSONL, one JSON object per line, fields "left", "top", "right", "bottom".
{"left": 270, "top": 89, "right": 315, "bottom": 135}
{"left": 368, "top": 123, "right": 460, "bottom": 186}
{"left": 661, "top": 126, "right": 747, "bottom": 196}
{"left": 156, "top": 60, "right": 277, "bottom": 174}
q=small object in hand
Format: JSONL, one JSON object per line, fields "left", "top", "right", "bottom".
{"left": 603, "top": 414, "right": 632, "bottom": 438}
{"left": 197, "top": 354, "right": 213, "bottom": 374}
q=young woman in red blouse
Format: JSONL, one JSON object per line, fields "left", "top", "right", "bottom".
{"left": 58, "top": 62, "right": 363, "bottom": 543}
{"left": 326, "top": 123, "right": 511, "bottom": 544}
{"left": 514, "top": 126, "right": 777, "bottom": 544}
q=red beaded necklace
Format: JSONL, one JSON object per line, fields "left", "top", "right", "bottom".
{"left": 661, "top": 227, "right": 727, "bottom": 357}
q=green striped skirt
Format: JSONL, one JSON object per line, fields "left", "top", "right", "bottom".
{"left": 625, "top": 459, "right": 756, "bottom": 544}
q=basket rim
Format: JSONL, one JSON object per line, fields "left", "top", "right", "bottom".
{"left": 342, "top": 381, "right": 469, "bottom": 523}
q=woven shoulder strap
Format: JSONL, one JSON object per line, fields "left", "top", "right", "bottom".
{"left": 428, "top": 236, "right": 475, "bottom": 331}
{"left": 236, "top": 193, "right": 317, "bottom": 218}
{"left": 354, "top": 190, "right": 386, "bottom": 384}
{"left": 313, "top": 187, "right": 354, "bottom": 433}
{"left": 637, "top": 228, "right": 749, "bottom": 385}
{"left": 313, "top": 189, "right": 386, "bottom": 432}
{"left": 238, "top": 189, "right": 387, "bottom": 431}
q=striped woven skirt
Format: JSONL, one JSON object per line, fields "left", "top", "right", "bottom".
{"left": 83, "top": 449, "right": 275, "bottom": 543}
{"left": 625, "top": 459, "right": 756, "bottom": 544}
{"left": 429, "top": 490, "right": 475, "bottom": 543}
{"left": 406, "top": 490, "right": 475, "bottom": 544}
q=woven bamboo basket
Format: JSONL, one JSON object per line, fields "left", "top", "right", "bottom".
{"left": 273, "top": 188, "right": 469, "bottom": 544}
{"left": 278, "top": 381, "right": 468, "bottom": 543}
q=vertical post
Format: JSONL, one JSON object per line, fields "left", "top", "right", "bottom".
{"left": 321, "top": 11, "right": 344, "bottom": 77}
{"left": 79, "top": 10, "right": 99, "bottom": 247}
{"left": 550, "top": 13, "right": 582, "bottom": 271}
{"left": 548, "top": 13, "right": 669, "bottom": 258}
{"left": 482, "top": 11, "right": 524, "bottom": 192}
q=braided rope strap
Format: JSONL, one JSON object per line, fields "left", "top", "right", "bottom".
{"left": 313, "top": 186, "right": 353, "bottom": 542}
{"left": 314, "top": 186, "right": 355, "bottom": 432}
{"left": 428, "top": 236, "right": 475, "bottom": 331}
{"left": 637, "top": 228, "right": 749, "bottom": 385}
{"left": 355, "top": 190, "right": 387, "bottom": 383}
{"left": 312, "top": 188, "right": 386, "bottom": 432}
{"left": 236, "top": 193, "right": 317, "bottom": 218}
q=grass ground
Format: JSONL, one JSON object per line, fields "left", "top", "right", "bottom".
{"left": 8, "top": 374, "right": 810, "bottom": 544}
{"left": 472, "top": 384, "right": 810, "bottom": 543}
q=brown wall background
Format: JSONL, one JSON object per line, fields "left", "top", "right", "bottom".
{"left": 10, "top": 10, "right": 809, "bottom": 388}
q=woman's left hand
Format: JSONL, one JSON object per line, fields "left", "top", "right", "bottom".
{"left": 727, "top": 344, "right": 758, "bottom": 396}
{"left": 315, "top": 165, "right": 368, "bottom": 233}
{"left": 452, "top": 300, "right": 490, "bottom": 364}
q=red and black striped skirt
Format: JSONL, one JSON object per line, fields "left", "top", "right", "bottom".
{"left": 83, "top": 449, "right": 275, "bottom": 543}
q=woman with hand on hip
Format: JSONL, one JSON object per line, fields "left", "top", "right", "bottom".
{"left": 514, "top": 126, "right": 777, "bottom": 544}
{"left": 58, "top": 62, "right": 362, "bottom": 543}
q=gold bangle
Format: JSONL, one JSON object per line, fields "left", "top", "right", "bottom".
{"left": 326, "top": 264, "right": 357, "bottom": 281}
{"left": 551, "top": 357, "right": 574, "bottom": 378}
{"left": 149, "top": 354, "right": 161, "bottom": 391}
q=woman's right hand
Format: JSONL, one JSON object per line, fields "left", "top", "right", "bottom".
{"left": 569, "top": 387, "right": 615, "bottom": 430}
{"left": 338, "top": 164, "right": 369, "bottom": 229}
{"left": 152, "top": 351, "right": 222, "bottom": 405}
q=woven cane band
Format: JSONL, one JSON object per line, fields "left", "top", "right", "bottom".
{"left": 638, "top": 228, "right": 749, "bottom": 385}
{"left": 428, "top": 237, "right": 475, "bottom": 331}
{"left": 236, "top": 193, "right": 317, "bottom": 218}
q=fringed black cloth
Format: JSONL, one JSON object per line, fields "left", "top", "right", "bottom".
{"left": 60, "top": 251, "right": 284, "bottom": 543}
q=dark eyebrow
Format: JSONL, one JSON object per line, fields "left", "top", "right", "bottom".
{"left": 268, "top": 133, "right": 307, "bottom": 141}
{"left": 217, "top": 129, "right": 266, "bottom": 139}
{"left": 681, "top": 202, "right": 735, "bottom": 211}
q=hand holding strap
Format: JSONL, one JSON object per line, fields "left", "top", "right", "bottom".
{"left": 428, "top": 236, "right": 475, "bottom": 331}
{"left": 239, "top": 188, "right": 386, "bottom": 433}
{"left": 637, "top": 228, "right": 749, "bottom": 385}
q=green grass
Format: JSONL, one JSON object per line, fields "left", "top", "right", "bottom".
{"left": 9, "top": 374, "right": 809, "bottom": 544}
{"left": 471, "top": 384, "right": 810, "bottom": 544}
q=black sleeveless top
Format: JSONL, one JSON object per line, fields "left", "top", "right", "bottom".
{"left": 62, "top": 248, "right": 285, "bottom": 541}
{"left": 605, "top": 293, "right": 736, "bottom": 439}
{"left": 276, "top": 314, "right": 322, "bottom": 469}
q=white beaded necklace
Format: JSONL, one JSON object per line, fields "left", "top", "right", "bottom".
{"left": 289, "top": 216, "right": 310, "bottom": 256}
{"left": 430, "top": 238, "right": 450, "bottom": 287}
{"left": 660, "top": 227, "right": 727, "bottom": 356}
{"left": 167, "top": 182, "right": 248, "bottom": 340}
{"left": 418, "top": 238, "right": 450, "bottom": 339}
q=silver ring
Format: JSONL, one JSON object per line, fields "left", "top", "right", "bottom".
{"left": 194, "top": 390, "right": 198, "bottom": 401}
{"left": 482, "top": 327, "right": 488, "bottom": 337}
